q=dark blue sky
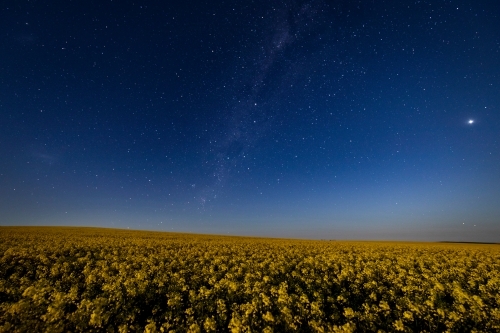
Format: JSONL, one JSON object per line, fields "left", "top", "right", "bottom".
{"left": 1, "top": 0, "right": 499, "bottom": 241}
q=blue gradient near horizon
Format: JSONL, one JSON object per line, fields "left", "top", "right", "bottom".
{"left": 1, "top": 0, "right": 499, "bottom": 242}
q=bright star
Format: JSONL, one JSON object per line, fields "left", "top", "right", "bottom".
{"left": 468, "top": 119, "right": 474, "bottom": 124}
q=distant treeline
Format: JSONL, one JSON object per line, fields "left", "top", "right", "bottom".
{"left": 438, "top": 241, "right": 499, "bottom": 245}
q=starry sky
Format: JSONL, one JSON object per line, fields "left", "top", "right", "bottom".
{"left": 1, "top": 0, "right": 499, "bottom": 242}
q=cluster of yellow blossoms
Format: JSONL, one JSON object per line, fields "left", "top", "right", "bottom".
{"left": 1, "top": 227, "right": 499, "bottom": 332}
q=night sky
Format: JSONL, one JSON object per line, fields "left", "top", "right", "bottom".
{"left": 1, "top": 0, "right": 499, "bottom": 241}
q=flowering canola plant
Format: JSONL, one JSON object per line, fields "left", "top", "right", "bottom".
{"left": 0, "top": 227, "right": 499, "bottom": 332}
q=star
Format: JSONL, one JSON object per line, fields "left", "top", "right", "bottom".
{"left": 468, "top": 119, "right": 474, "bottom": 124}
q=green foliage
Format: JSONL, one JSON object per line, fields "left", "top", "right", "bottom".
{"left": 1, "top": 227, "right": 499, "bottom": 332}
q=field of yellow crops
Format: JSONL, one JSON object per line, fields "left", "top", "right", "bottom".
{"left": 0, "top": 227, "right": 499, "bottom": 332}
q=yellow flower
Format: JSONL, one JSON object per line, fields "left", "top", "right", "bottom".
{"left": 379, "top": 301, "right": 390, "bottom": 311}
{"left": 403, "top": 310, "right": 413, "bottom": 321}
{"left": 262, "top": 311, "right": 274, "bottom": 322}
{"left": 344, "top": 307, "right": 355, "bottom": 319}
{"left": 187, "top": 323, "right": 200, "bottom": 333}
{"left": 203, "top": 317, "right": 217, "bottom": 332}
{"left": 393, "top": 319, "right": 404, "bottom": 331}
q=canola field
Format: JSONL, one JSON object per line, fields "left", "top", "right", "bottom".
{"left": 0, "top": 227, "right": 499, "bottom": 332}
